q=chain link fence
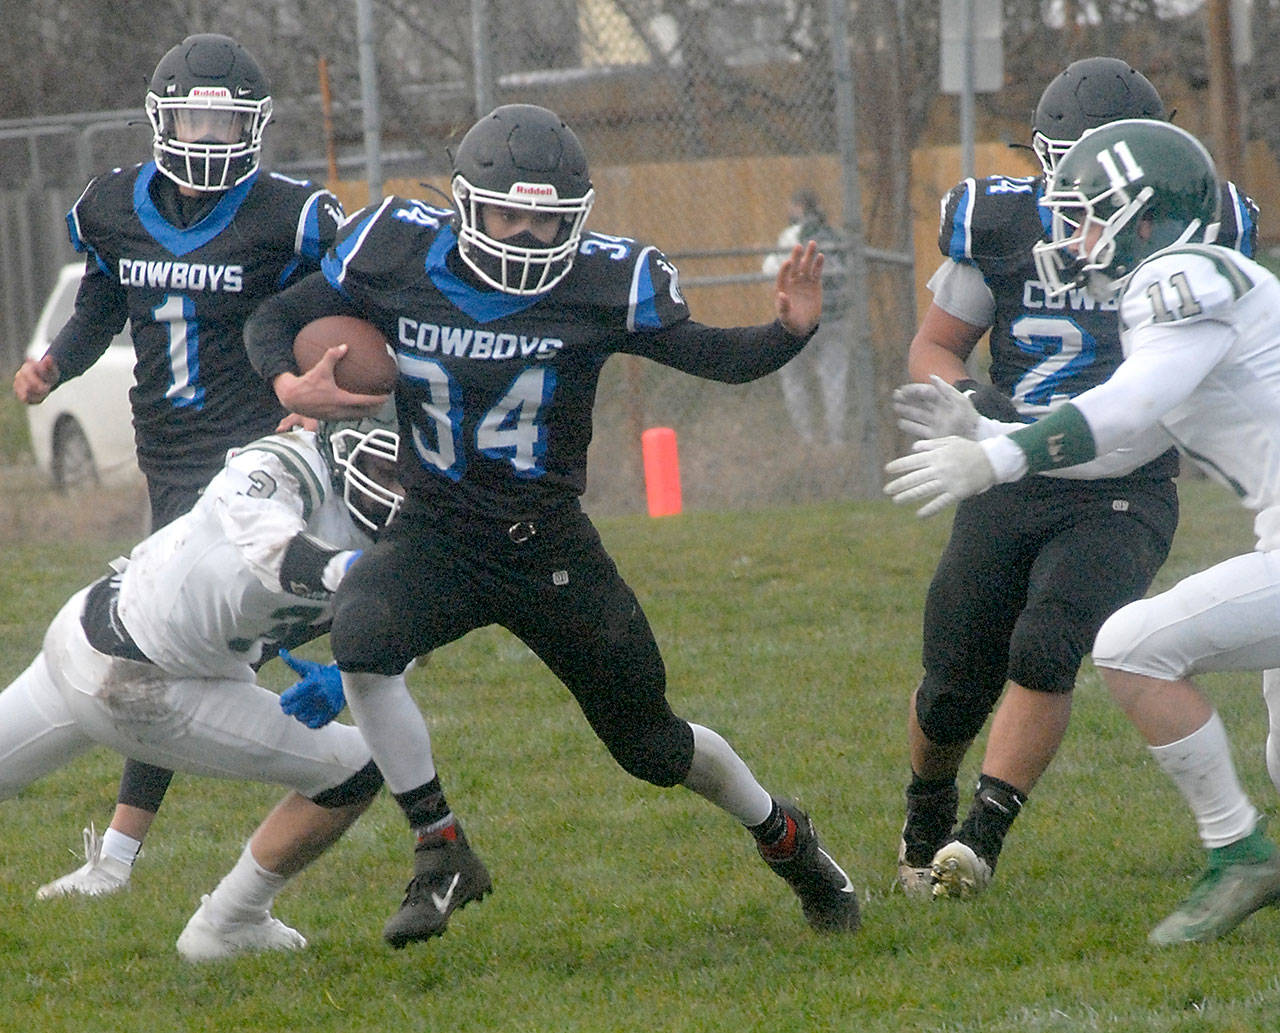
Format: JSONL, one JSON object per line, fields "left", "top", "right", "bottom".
{"left": 5, "top": 1, "right": 920, "bottom": 512}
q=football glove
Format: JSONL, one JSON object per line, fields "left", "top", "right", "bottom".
{"left": 955, "top": 379, "right": 1023, "bottom": 423}
{"left": 894, "top": 375, "right": 980, "bottom": 441}
{"left": 883, "top": 436, "right": 997, "bottom": 518}
{"left": 278, "top": 649, "right": 346, "bottom": 728}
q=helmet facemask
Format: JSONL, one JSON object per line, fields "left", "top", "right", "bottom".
{"left": 147, "top": 90, "right": 272, "bottom": 192}
{"left": 448, "top": 104, "right": 595, "bottom": 295}
{"left": 1030, "top": 130, "right": 1075, "bottom": 180}
{"left": 452, "top": 176, "right": 594, "bottom": 295}
{"left": 322, "top": 423, "right": 403, "bottom": 534}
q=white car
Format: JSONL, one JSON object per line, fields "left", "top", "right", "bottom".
{"left": 24, "top": 263, "right": 141, "bottom": 488}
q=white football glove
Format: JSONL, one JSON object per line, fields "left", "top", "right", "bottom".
{"left": 883, "top": 436, "right": 997, "bottom": 517}
{"left": 893, "top": 375, "right": 980, "bottom": 441}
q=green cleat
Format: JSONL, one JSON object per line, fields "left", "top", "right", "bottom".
{"left": 1149, "top": 830, "right": 1280, "bottom": 945}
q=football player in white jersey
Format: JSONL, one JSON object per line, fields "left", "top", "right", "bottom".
{"left": 885, "top": 118, "right": 1280, "bottom": 944}
{"left": 0, "top": 412, "right": 402, "bottom": 960}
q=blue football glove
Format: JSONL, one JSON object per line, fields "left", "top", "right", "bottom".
{"left": 278, "top": 648, "right": 346, "bottom": 729}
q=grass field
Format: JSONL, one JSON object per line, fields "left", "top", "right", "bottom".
{"left": 2, "top": 462, "right": 1279, "bottom": 1032}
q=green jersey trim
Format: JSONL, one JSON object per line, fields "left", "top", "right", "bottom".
{"left": 245, "top": 439, "right": 325, "bottom": 522}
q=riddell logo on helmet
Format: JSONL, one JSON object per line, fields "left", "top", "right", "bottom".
{"left": 189, "top": 87, "right": 233, "bottom": 101}
{"left": 509, "top": 182, "right": 560, "bottom": 201}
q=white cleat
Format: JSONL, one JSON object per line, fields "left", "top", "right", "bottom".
{"left": 930, "top": 840, "right": 992, "bottom": 900}
{"left": 896, "top": 838, "right": 935, "bottom": 900}
{"left": 176, "top": 894, "right": 308, "bottom": 962}
{"left": 36, "top": 824, "right": 131, "bottom": 900}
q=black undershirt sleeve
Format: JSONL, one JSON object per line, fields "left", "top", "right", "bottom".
{"left": 245, "top": 272, "right": 362, "bottom": 383}
{"left": 46, "top": 263, "right": 129, "bottom": 382}
{"left": 621, "top": 318, "right": 817, "bottom": 384}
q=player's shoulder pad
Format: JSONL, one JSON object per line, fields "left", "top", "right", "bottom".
{"left": 326, "top": 195, "right": 447, "bottom": 287}
{"left": 1123, "top": 244, "right": 1258, "bottom": 327}
{"left": 222, "top": 429, "right": 330, "bottom": 523}
{"left": 253, "top": 172, "right": 346, "bottom": 257}
{"left": 568, "top": 231, "right": 690, "bottom": 330}
{"left": 1214, "top": 180, "right": 1259, "bottom": 257}
{"left": 68, "top": 164, "right": 148, "bottom": 247}
{"left": 938, "top": 175, "right": 1042, "bottom": 268}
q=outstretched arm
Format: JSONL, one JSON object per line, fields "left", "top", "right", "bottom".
{"left": 772, "top": 240, "right": 824, "bottom": 336}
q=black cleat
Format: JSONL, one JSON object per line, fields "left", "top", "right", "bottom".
{"left": 383, "top": 823, "right": 492, "bottom": 949}
{"left": 758, "top": 799, "right": 860, "bottom": 933}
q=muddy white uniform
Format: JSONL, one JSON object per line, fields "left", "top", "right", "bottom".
{"left": 0, "top": 430, "right": 374, "bottom": 800}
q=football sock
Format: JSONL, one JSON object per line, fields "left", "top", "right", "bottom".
{"left": 1149, "top": 711, "right": 1260, "bottom": 849}
{"left": 341, "top": 671, "right": 436, "bottom": 792}
{"left": 1261, "top": 669, "right": 1280, "bottom": 795}
{"left": 203, "top": 843, "right": 288, "bottom": 926}
{"left": 956, "top": 774, "right": 1025, "bottom": 868}
{"left": 682, "top": 723, "right": 774, "bottom": 827}
{"left": 396, "top": 777, "right": 454, "bottom": 844}
{"left": 751, "top": 802, "right": 798, "bottom": 859}
{"left": 101, "top": 827, "right": 142, "bottom": 867}
{"left": 902, "top": 773, "right": 959, "bottom": 866}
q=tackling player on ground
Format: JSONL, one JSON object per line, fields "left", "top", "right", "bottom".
{"left": 12, "top": 34, "right": 345, "bottom": 899}
{"left": 0, "top": 410, "right": 402, "bottom": 959}
{"left": 245, "top": 103, "right": 861, "bottom": 945}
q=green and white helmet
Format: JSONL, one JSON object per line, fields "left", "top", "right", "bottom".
{"left": 1032, "top": 119, "right": 1220, "bottom": 301}
{"left": 317, "top": 403, "right": 402, "bottom": 534}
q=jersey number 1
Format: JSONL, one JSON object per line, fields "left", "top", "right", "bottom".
{"left": 154, "top": 294, "right": 204, "bottom": 409}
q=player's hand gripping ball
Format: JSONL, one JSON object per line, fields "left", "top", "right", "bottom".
{"left": 293, "top": 315, "right": 398, "bottom": 394}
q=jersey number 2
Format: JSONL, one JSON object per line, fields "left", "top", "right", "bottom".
{"left": 1008, "top": 314, "right": 1098, "bottom": 410}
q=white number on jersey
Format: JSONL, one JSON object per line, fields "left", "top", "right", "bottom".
{"left": 399, "top": 354, "right": 552, "bottom": 480}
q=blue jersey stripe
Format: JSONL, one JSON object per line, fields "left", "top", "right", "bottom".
{"left": 132, "top": 164, "right": 256, "bottom": 257}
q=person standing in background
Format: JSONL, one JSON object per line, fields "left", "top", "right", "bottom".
{"left": 762, "top": 188, "right": 850, "bottom": 448}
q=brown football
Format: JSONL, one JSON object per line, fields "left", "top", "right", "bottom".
{"left": 293, "top": 315, "right": 398, "bottom": 395}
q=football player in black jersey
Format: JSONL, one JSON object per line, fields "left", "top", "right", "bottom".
{"left": 13, "top": 34, "right": 346, "bottom": 901}
{"left": 894, "top": 58, "right": 1260, "bottom": 900}
{"left": 245, "top": 103, "right": 860, "bottom": 944}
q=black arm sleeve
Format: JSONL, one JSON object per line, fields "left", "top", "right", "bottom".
{"left": 244, "top": 272, "right": 363, "bottom": 383}
{"left": 621, "top": 318, "right": 817, "bottom": 384}
{"left": 46, "top": 263, "right": 129, "bottom": 382}
{"left": 278, "top": 531, "right": 346, "bottom": 600}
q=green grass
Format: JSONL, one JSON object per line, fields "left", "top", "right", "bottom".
{"left": 2, "top": 474, "right": 1278, "bottom": 1032}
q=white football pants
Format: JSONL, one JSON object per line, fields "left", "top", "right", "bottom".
{"left": 1093, "top": 549, "right": 1280, "bottom": 680}
{"left": 0, "top": 587, "right": 372, "bottom": 802}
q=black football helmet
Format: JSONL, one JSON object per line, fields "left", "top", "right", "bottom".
{"left": 145, "top": 34, "right": 273, "bottom": 192}
{"left": 450, "top": 104, "right": 595, "bottom": 295}
{"left": 1031, "top": 57, "right": 1165, "bottom": 178}
{"left": 1032, "top": 120, "right": 1220, "bottom": 301}
{"left": 318, "top": 404, "right": 403, "bottom": 534}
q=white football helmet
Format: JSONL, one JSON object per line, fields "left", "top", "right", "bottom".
{"left": 319, "top": 408, "right": 403, "bottom": 534}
